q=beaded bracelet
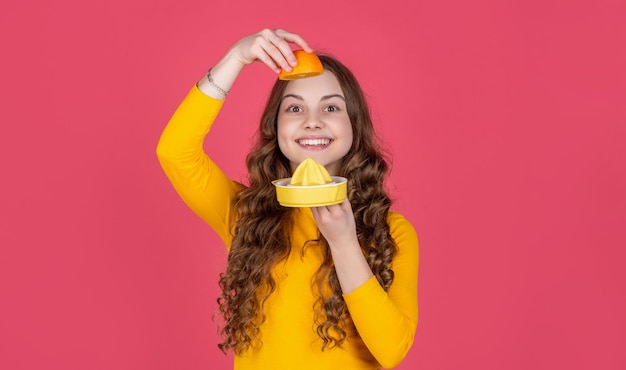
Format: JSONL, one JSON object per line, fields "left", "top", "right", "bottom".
{"left": 206, "top": 68, "right": 229, "bottom": 96}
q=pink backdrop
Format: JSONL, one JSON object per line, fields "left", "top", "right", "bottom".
{"left": 1, "top": 0, "right": 624, "bottom": 369}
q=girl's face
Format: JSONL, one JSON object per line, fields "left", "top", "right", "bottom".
{"left": 277, "top": 71, "right": 353, "bottom": 175}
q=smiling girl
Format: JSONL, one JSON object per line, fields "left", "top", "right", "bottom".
{"left": 157, "top": 28, "right": 419, "bottom": 369}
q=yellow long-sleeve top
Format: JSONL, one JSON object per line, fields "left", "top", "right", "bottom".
{"left": 156, "top": 85, "right": 419, "bottom": 369}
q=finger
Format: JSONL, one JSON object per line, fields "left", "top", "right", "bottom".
{"left": 340, "top": 198, "right": 353, "bottom": 212}
{"left": 310, "top": 206, "right": 319, "bottom": 219}
{"left": 258, "top": 29, "right": 295, "bottom": 72}
{"left": 260, "top": 41, "right": 295, "bottom": 73}
{"left": 310, "top": 205, "right": 330, "bottom": 223}
{"left": 310, "top": 206, "right": 320, "bottom": 220}
{"left": 275, "top": 28, "right": 314, "bottom": 54}
{"left": 263, "top": 30, "right": 298, "bottom": 67}
{"left": 254, "top": 48, "right": 281, "bottom": 74}
{"left": 326, "top": 203, "right": 346, "bottom": 218}
{"left": 320, "top": 200, "right": 352, "bottom": 220}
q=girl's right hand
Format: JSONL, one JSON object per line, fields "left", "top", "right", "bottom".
{"left": 198, "top": 28, "right": 313, "bottom": 99}
{"left": 225, "top": 28, "right": 314, "bottom": 74}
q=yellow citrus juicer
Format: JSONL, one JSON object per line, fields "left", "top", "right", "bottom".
{"left": 272, "top": 158, "right": 347, "bottom": 207}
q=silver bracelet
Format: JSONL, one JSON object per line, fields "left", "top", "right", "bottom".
{"left": 206, "top": 68, "right": 229, "bottom": 96}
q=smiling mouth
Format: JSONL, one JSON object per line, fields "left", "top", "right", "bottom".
{"left": 297, "top": 138, "right": 331, "bottom": 147}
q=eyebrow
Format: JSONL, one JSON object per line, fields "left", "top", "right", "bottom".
{"left": 281, "top": 93, "right": 346, "bottom": 102}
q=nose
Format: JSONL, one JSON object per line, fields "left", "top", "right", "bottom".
{"left": 303, "top": 112, "right": 324, "bottom": 129}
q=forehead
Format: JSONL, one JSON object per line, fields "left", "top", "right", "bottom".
{"left": 282, "top": 71, "right": 344, "bottom": 98}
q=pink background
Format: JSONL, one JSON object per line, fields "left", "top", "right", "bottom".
{"left": 1, "top": 0, "right": 625, "bottom": 369}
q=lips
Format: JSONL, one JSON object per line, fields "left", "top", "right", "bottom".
{"left": 297, "top": 138, "right": 331, "bottom": 146}
{"left": 296, "top": 137, "right": 332, "bottom": 151}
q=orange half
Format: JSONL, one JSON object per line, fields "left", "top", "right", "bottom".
{"left": 278, "top": 50, "right": 324, "bottom": 80}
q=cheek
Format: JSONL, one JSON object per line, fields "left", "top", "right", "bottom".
{"left": 276, "top": 121, "right": 290, "bottom": 151}
{"left": 342, "top": 120, "right": 354, "bottom": 145}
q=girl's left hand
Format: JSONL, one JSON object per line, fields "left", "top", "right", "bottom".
{"left": 310, "top": 198, "right": 358, "bottom": 248}
{"left": 312, "top": 199, "right": 373, "bottom": 293}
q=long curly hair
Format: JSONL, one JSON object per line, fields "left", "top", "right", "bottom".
{"left": 216, "top": 55, "right": 397, "bottom": 355}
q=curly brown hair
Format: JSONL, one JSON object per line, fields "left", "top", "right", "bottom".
{"left": 216, "top": 55, "right": 397, "bottom": 355}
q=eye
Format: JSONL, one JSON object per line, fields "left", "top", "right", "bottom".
{"left": 324, "top": 105, "right": 340, "bottom": 112}
{"left": 286, "top": 105, "right": 302, "bottom": 113}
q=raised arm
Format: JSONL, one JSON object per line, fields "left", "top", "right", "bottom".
{"left": 197, "top": 28, "right": 313, "bottom": 99}
{"left": 156, "top": 29, "right": 313, "bottom": 245}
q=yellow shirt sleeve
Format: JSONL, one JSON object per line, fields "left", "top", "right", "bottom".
{"left": 343, "top": 212, "right": 419, "bottom": 369}
{"left": 156, "top": 85, "right": 244, "bottom": 247}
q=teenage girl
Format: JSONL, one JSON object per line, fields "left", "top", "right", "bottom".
{"left": 157, "top": 28, "right": 419, "bottom": 369}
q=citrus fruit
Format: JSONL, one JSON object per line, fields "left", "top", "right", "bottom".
{"left": 278, "top": 50, "right": 324, "bottom": 80}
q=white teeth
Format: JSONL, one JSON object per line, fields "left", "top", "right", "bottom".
{"left": 298, "top": 139, "right": 330, "bottom": 146}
